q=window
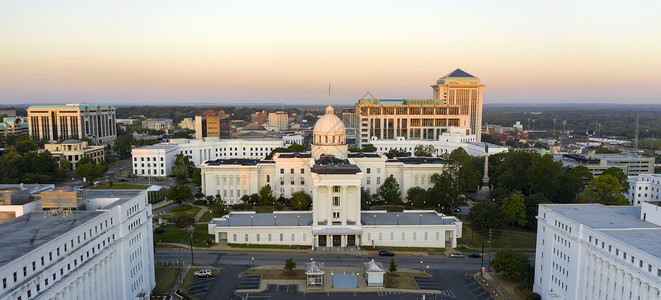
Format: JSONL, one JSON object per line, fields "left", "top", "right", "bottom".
{"left": 280, "top": 169, "right": 284, "bottom": 174}
{"left": 301, "top": 168, "right": 305, "bottom": 174}
{"left": 333, "top": 186, "right": 340, "bottom": 193}
{"left": 333, "top": 197, "right": 340, "bottom": 206}
{"left": 290, "top": 168, "right": 294, "bottom": 174}
{"left": 366, "top": 168, "right": 371, "bottom": 174}
{"left": 377, "top": 177, "right": 381, "bottom": 184}
{"left": 366, "top": 177, "right": 371, "bottom": 184}
{"left": 332, "top": 212, "right": 340, "bottom": 219}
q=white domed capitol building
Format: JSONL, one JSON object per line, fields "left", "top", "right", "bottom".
{"left": 202, "top": 105, "right": 463, "bottom": 249}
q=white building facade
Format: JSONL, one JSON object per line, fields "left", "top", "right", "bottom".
{"left": 131, "top": 138, "right": 284, "bottom": 177}
{"left": 627, "top": 174, "right": 661, "bottom": 206}
{"left": 534, "top": 203, "right": 661, "bottom": 300}
{"left": 0, "top": 189, "right": 155, "bottom": 300}
{"left": 205, "top": 105, "right": 463, "bottom": 250}
{"left": 368, "top": 127, "right": 507, "bottom": 157}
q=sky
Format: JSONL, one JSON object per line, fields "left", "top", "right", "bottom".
{"left": 1, "top": 0, "right": 660, "bottom": 106}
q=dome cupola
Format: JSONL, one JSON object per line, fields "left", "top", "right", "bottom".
{"left": 311, "top": 105, "right": 348, "bottom": 159}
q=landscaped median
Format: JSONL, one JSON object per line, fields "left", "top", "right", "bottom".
{"left": 153, "top": 204, "right": 215, "bottom": 247}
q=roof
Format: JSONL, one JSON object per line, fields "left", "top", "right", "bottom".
{"left": 312, "top": 157, "right": 361, "bottom": 174}
{"left": 312, "top": 226, "right": 362, "bottom": 235}
{"left": 305, "top": 261, "right": 325, "bottom": 274}
{"left": 277, "top": 153, "right": 311, "bottom": 159}
{"left": 442, "top": 68, "right": 475, "bottom": 78}
{"left": 145, "top": 118, "right": 172, "bottom": 122}
{"left": 210, "top": 212, "right": 312, "bottom": 227}
{"left": 363, "top": 260, "right": 386, "bottom": 273}
{"left": 313, "top": 106, "right": 345, "bottom": 135}
{"left": 28, "top": 104, "right": 114, "bottom": 110}
{"left": 544, "top": 204, "right": 661, "bottom": 260}
{"left": 348, "top": 152, "right": 382, "bottom": 158}
{"left": 61, "top": 139, "right": 83, "bottom": 144}
{"left": 0, "top": 211, "right": 105, "bottom": 269}
{"left": 361, "top": 211, "right": 457, "bottom": 225}
{"left": 388, "top": 157, "right": 449, "bottom": 165}
{"left": 205, "top": 158, "right": 271, "bottom": 166}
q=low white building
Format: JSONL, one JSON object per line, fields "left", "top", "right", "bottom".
{"left": 369, "top": 128, "right": 507, "bottom": 157}
{"left": 627, "top": 174, "right": 661, "bottom": 206}
{"left": 282, "top": 134, "right": 304, "bottom": 146}
{"left": 0, "top": 189, "right": 155, "bottom": 300}
{"left": 534, "top": 203, "right": 661, "bottom": 300}
{"left": 131, "top": 138, "right": 284, "bottom": 177}
{"left": 206, "top": 105, "right": 463, "bottom": 250}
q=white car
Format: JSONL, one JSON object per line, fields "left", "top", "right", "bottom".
{"left": 194, "top": 269, "right": 213, "bottom": 278}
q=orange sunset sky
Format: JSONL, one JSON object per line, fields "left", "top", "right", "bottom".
{"left": 1, "top": 0, "right": 660, "bottom": 105}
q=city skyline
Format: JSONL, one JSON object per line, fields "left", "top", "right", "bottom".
{"left": 1, "top": 0, "right": 660, "bottom": 105}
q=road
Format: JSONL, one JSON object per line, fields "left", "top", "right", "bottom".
{"left": 155, "top": 250, "right": 488, "bottom": 300}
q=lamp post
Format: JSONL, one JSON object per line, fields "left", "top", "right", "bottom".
{"left": 420, "top": 261, "right": 423, "bottom": 273}
{"left": 274, "top": 215, "right": 277, "bottom": 226}
{"left": 419, "top": 214, "right": 422, "bottom": 225}
{"left": 331, "top": 271, "right": 334, "bottom": 288}
{"left": 297, "top": 215, "right": 300, "bottom": 226}
{"left": 189, "top": 231, "right": 195, "bottom": 269}
{"left": 251, "top": 215, "right": 253, "bottom": 226}
{"left": 356, "top": 273, "right": 359, "bottom": 288}
{"left": 396, "top": 214, "right": 399, "bottom": 225}
{"left": 251, "top": 257, "right": 254, "bottom": 271}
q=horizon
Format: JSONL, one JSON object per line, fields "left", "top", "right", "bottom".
{"left": 1, "top": 0, "right": 660, "bottom": 105}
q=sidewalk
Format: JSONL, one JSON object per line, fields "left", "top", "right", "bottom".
{"left": 474, "top": 272, "right": 513, "bottom": 300}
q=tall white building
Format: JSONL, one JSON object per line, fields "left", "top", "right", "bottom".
{"left": 27, "top": 103, "right": 117, "bottom": 145}
{"left": 627, "top": 174, "right": 661, "bottom": 206}
{"left": 267, "top": 111, "right": 288, "bottom": 131}
{"left": 131, "top": 138, "right": 284, "bottom": 177}
{"left": 534, "top": 203, "right": 661, "bottom": 300}
{"left": 0, "top": 189, "right": 155, "bottom": 300}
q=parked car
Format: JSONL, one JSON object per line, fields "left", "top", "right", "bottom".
{"left": 194, "top": 269, "right": 213, "bottom": 278}
{"left": 449, "top": 253, "right": 465, "bottom": 258}
{"left": 119, "top": 178, "right": 129, "bottom": 182}
{"left": 379, "top": 250, "right": 395, "bottom": 257}
{"left": 468, "top": 253, "right": 481, "bottom": 258}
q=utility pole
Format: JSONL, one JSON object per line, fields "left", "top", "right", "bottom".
{"left": 488, "top": 229, "right": 493, "bottom": 272}
{"left": 480, "top": 241, "right": 485, "bottom": 274}
{"left": 189, "top": 230, "right": 195, "bottom": 269}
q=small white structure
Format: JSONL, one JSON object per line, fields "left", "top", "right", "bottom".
{"left": 627, "top": 174, "right": 661, "bottom": 206}
{"left": 305, "top": 261, "right": 325, "bottom": 287}
{"left": 363, "top": 260, "right": 385, "bottom": 287}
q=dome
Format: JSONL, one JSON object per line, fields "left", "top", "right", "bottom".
{"left": 244, "top": 122, "right": 266, "bottom": 131}
{"left": 313, "top": 106, "right": 345, "bottom": 136}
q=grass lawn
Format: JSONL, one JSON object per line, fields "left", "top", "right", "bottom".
{"left": 154, "top": 267, "right": 181, "bottom": 293}
{"left": 458, "top": 224, "right": 537, "bottom": 249}
{"left": 94, "top": 184, "right": 149, "bottom": 190}
{"left": 197, "top": 211, "right": 213, "bottom": 223}
{"left": 161, "top": 205, "right": 201, "bottom": 220}
{"left": 153, "top": 201, "right": 176, "bottom": 211}
{"left": 374, "top": 246, "right": 445, "bottom": 253}
{"left": 243, "top": 269, "right": 306, "bottom": 280}
{"left": 154, "top": 224, "right": 214, "bottom": 247}
{"left": 255, "top": 206, "right": 274, "bottom": 213}
{"left": 180, "top": 268, "right": 195, "bottom": 290}
{"left": 385, "top": 271, "right": 431, "bottom": 289}
{"left": 491, "top": 273, "right": 528, "bottom": 300}
{"left": 228, "top": 243, "right": 299, "bottom": 249}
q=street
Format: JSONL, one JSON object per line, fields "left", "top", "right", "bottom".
{"left": 155, "top": 249, "right": 491, "bottom": 300}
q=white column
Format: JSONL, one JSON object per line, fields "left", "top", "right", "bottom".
{"left": 341, "top": 185, "right": 347, "bottom": 225}
{"left": 632, "top": 278, "right": 641, "bottom": 300}
{"left": 623, "top": 273, "right": 632, "bottom": 299}
{"left": 606, "top": 263, "right": 616, "bottom": 300}
{"left": 650, "top": 286, "right": 659, "bottom": 300}
{"left": 592, "top": 257, "right": 602, "bottom": 300}
{"left": 641, "top": 282, "right": 649, "bottom": 300}
{"left": 312, "top": 186, "right": 318, "bottom": 225}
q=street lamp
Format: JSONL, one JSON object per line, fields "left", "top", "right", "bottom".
{"left": 189, "top": 231, "right": 195, "bottom": 269}
{"left": 420, "top": 261, "right": 423, "bottom": 273}
{"left": 251, "top": 257, "right": 255, "bottom": 271}
{"left": 396, "top": 214, "right": 399, "bottom": 225}
{"left": 331, "top": 271, "right": 334, "bottom": 288}
{"left": 419, "top": 214, "right": 422, "bottom": 225}
{"left": 251, "top": 215, "right": 253, "bottom": 226}
{"left": 297, "top": 215, "right": 300, "bottom": 226}
{"left": 274, "top": 215, "right": 277, "bottom": 226}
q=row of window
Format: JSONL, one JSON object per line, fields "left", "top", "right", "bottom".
{"left": 234, "top": 233, "right": 307, "bottom": 243}
{"left": 588, "top": 235, "right": 661, "bottom": 278}
{"left": 365, "top": 231, "right": 443, "bottom": 242}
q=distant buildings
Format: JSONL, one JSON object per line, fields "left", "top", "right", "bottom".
{"left": 177, "top": 117, "right": 195, "bottom": 130}
{"left": 43, "top": 139, "right": 105, "bottom": 170}
{"left": 356, "top": 69, "right": 483, "bottom": 147}
{"left": 0, "top": 117, "right": 29, "bottom": 136}
{"left": 195, "top": 110, "right": 230, "bottom": 139}
{"left": 341, "top": 108, "right": 358, "bottom": 129}
{"left": 250, "top": 110, "right": 267, "bottom": 124}
{"left": 0, "top": 109, "right": 17, "bottom": 118}
{"left": 559, "top": 154, "right": 654, "bottom": 176}
{"left": 534, "top": 203, "right": 661, "bottom": 300}
{"left": 0, "top": 188, "right": 155, "bottom": 299}
{"left": 142, "top": 118, "right": 173, "bottom": 131}
{"left": 27, "top": 103, "right": 117, "bottom": 145}
{"left": 267, "top": 111, "right": 288, "bottom": 131}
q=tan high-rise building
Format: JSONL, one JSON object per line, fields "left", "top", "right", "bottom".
{"left": 27, "top": 103, "right": 116, "bottom": 145}
{"left": 431, "top": 69, "right": 485, "bottom": 142}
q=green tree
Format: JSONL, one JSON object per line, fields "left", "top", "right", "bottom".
{"left": 290, "top": 191, "right": 312, "bottom": 210}
{"left": 258, "top": 185, "right": 275, "bottom": 206}
{"left": 429, "top": 167, "right": 462, "bottom": 214}
{"left": 526, "top": 154, "right": 563, "bottom": 199}
{"left": 389, "top": 259, "right": 398, "bottom": 272}
{"left": 406, "top": 187, "right": 428, "bottom": 208}
{"left": 601, "top": 167, "right": 629, "bottom": 193}
{"left": 501, "top": 193, "right": 527, "bottom": 227}
{"left": 524, "top": 194, "right": 547, "bottom": 229}
{"left": 414, "top": 144, "right": 437, "bottom": 157}
{"left": 579, "top": 174, "right": 628, "bottom": 205}
{"left": 378, "top": 177, "right": 402, "bottom": 204}
{"left": 192, "top": 168, "right": 202, "bottom": 186}
{"left": 172, "top": 154, "right": 195, "bottom": 183}
{"left": 284, "top": 258, "right": 296, "bottom": 271}
{"left": 74, "top": 160, "right": 107, "bottom": 182}
{"left": 167, "top": 183, "right": 193, "bottom": 206}
{"left": 468, "top": 200, "right": 506, "bottom": 231}
{"left": 361, "top": 188, "right": 371, "bottom": 210}
{"left": 361, "top": 144, "right": 377, "bottom": 152}
{"left": 210, "top": 194, "right": 227, "bottom": 217}
{"left": 114, "top": 134, "right": 135, "bottom": 159}
{"left": 174, "top": 216, "right": 194, "bottom": 228}
{"left": 595, "top": 147, "right": 621, "bottom": 154}
{"left": 385, "top": 149, "right": 409, "bottom": 158}
{"left": 491, "top": 247, "right": 532, "bottom": 280}
{"left": 449, "top": 147, "right": 482, "bottom": 194}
